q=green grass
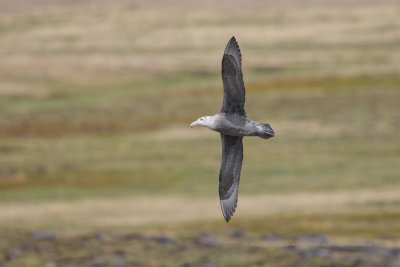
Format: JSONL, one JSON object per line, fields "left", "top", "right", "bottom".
{"left": 1, "top": 77, "right": 399, "bottom": 201}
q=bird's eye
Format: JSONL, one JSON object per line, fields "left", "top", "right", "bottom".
{"left": 200, "top": 118, "right": 204, "bottom": 121}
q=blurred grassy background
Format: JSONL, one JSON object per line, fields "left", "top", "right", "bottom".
{"left": 0, "top": 0, "right": 399, "bottom": 266}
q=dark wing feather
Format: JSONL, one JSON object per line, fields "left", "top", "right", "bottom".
{"left": 221, "top": 36, "right": 246, "bottom": 115}
{"left": 219, "top": 134, "right": 243, "bottom": 222}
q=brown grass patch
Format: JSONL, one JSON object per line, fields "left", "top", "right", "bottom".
{"left": 1, "top": 190, "right": 400, "bottom": 229}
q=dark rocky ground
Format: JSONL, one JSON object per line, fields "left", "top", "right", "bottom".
{"left": 2, "top": 230, "right": 400, "bottom": 267}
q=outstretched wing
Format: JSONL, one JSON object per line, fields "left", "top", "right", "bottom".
{"left": 221, "top": 36, "right": 246, "bottom": 115}
{"left": 219, "top": 134, "right": 243, "bottom": 222}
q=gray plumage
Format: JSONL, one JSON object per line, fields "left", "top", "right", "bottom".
{"left": 190, "top": 36, "right": 275, "bottom": 222}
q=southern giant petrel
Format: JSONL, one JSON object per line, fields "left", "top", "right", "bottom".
{"left": 190, "top": 36, "right": 275, "bottom": 222}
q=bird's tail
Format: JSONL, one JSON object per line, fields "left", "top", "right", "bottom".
{"left": 257, "top": 123, "right": 275, "bottom": 139}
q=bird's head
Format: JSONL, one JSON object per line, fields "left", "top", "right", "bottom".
{"left": 190, "top": 116, "right": 213, "bottom": 128}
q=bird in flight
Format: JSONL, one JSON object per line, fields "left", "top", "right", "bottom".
{"left": 190, "top": 36, "right": 275, "bottom": 222}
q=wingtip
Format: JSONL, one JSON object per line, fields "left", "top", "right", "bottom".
{"left": 224, "top": 214, "right": 231, "bottom": 223}
{"left": 220, "top": 184, "right": 239, "bottom": 223}
{"left": 225, "top": 36, "right": 239, "bottom": 50}
{"left": 221, "top": 201, "right": 234, "bottom": 223}
{"left": 224, "top": 36, "right": 242, "bottom": 67}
